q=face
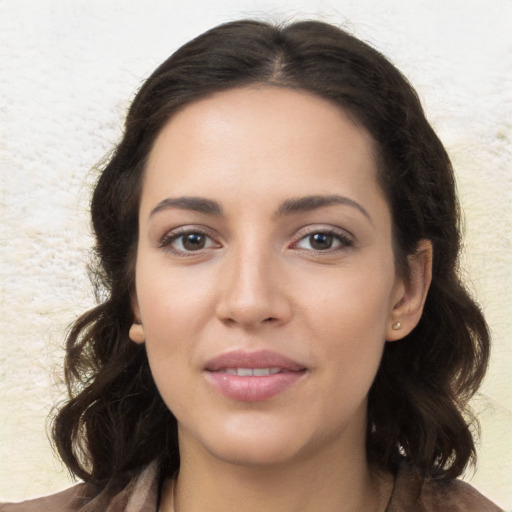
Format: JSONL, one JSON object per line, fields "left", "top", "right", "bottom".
{"left": 133, "top": 86, "right": 408, "bottom": 468}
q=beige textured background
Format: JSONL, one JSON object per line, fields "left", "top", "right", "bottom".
{"left": 1, "top": 0, "right": 511, "bottom": 509}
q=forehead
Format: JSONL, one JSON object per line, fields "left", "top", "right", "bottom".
{"left": 142, "top": 86, "right": 386, "bottom": 217}
{"left": 151, "top": 86, "right": 373, "bottom": 151}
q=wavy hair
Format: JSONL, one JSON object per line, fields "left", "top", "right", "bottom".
{"left": 52, "top": 19, "right": 490, "bottom": 486}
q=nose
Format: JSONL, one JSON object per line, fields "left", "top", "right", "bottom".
{"left": 215, "top": 246, "right": 293, "bottom": 329}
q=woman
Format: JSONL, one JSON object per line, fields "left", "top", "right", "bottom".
{"left": 1, "top": 19, "right": 503, "bottom": 511}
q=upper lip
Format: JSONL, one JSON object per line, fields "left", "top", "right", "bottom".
{"left": 204, "top": 349, "right": 307, "bottom": 372}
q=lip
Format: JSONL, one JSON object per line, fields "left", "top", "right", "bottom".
{"left": 204, "top": 349, "right": 307, "bottom": 402}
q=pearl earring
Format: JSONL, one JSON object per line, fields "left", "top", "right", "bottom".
{"left": 392, "top": 321, "right": 402, "bottom": 330}
{"left": 129, "top": 323, "right": 145, "bottom": 343}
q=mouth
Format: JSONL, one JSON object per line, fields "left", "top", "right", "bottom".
{"left": 204, "top": 350, "right": 307, "bottom": 401}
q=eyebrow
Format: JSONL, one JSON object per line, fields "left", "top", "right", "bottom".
{"left": 275, "top": 195, "right": 372, "bottom": 223}
{"left": 149, "top": 194, "right": 372, "bottom": 223}
{"left": 150, "top": 196, "right": 223, "bottom": 217}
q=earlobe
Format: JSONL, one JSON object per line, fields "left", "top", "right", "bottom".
{"left": 386, "top": 239, "right": 433, "bottom": 341}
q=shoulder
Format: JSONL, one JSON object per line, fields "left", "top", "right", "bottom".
{"left": 0, "top": 460, "right": 161, "bottom": 512}
{"left": 0, "top": 484, "right": 90, "bottom": 512}
{"left": 389, "top": 464, "right": 504, "bottom": 512}
{"left": 417, "top": 478, "right": 503, "bottom": 512}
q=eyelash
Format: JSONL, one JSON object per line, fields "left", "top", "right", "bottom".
{"left": 158, "top": 226, "right": 354, "bottom": 256}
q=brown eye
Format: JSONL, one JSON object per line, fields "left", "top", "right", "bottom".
{"left": 294, "top": 230, "right": 353, "bottom": 252}
{"left": 160, "top": 230, "right": 219, "bottom": 254}
{"left": 309, "top": 233, "right": 334, "bottom": 250}
{"left": 181, "top": 233, "right": 206, "bottom": 251}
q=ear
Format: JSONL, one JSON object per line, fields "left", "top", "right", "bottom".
{"left": 129, "top": 293, "right": 145, "bottom": 344}
{"left": 386, "top": 239, "right": 433, "bottom": 341}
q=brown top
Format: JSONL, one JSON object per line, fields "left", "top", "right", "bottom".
{"left": 0, "top": 460, "right": 504, "bottom": 512}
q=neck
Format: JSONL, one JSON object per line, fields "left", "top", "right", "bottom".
{"left": 160, "top": 433, "right": 392, "bottom": 512}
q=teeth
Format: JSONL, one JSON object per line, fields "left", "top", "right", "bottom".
{"left": 223, "top": 368, "right": 282, "bottom": 376}
{"left": 253, "top": 368, "right": 271, "bottom": 376}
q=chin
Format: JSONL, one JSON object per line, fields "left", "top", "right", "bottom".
{"left": 206, "top": 434, "right": 306, "bottom": 468}
{"left": 180, "top": 413, "right": 314, "bottom": 468}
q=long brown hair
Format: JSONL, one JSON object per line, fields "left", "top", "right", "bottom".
{"left": 53, "top": 19, "right": 490, "bottom": 486}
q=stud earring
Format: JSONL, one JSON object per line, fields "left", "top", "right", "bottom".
{"left": 129, "top": 323, "right": 145, "bottom": 343}
{"left": 392, "top": 321, "right": 402, "bottom": 330}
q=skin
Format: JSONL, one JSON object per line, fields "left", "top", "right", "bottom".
{"left": 130, "top": 86, "right": 432, "bottom": 512}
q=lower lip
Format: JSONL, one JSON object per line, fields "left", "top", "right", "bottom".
{"left": 205, "top": 371, "right": 306, "bottom": 401}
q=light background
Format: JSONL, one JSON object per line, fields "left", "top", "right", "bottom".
{"left": 0, "top": 0, "right": 511, "bottom": 509}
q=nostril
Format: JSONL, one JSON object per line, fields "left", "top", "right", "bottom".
{"left": 263, "top": 317, "right": 277, "bottom": 323}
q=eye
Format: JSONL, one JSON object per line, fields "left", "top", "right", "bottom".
{"left": 294, "top": 230, "right": 353, "bottom": 252}
{"left": 159, "top": 229, "right": 220, "bottom": 255}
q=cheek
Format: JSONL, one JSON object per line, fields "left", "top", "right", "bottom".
{"left": 138, "top": 278, "right": 204, "bottom": 414}
{"left": 136, "top": 261, "right": 215, "bottom": 342}
{"left": 298, "top": 259, "right": 395, "bottom": 379}
{"left": 134, "top": 262, "right": 221, "bottom": 408}
{"left": 301, "top": 261, "right": 395, "bottom": 335}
